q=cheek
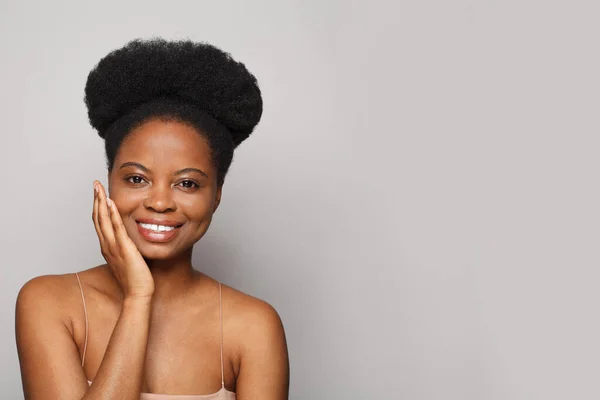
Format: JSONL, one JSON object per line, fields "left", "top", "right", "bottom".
{"left": 110, "top": 191, "right": 144, "bottom": 215}
{"left": 111, "top": 194, "right": 144, "bottom": 215}
{"left": 178, "top": 194, "right": 215, "bottom": 221}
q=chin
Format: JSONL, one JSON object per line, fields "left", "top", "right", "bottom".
{"left": 136, "top": 243, "right": 184, "bottom": 261}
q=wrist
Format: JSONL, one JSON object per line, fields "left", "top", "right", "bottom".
{"left": 123, "top": 295, "right": 154, "bottom": 308}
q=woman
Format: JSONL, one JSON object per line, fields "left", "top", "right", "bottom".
{"left": 15, "top": 38, "right": 289, "bottom": 399}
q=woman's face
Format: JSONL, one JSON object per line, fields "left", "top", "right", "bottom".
{"left": 108, "top": 118, "right": 222, "bottom": 260}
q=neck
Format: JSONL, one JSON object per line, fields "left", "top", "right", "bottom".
{"left": 144, "top": 248, "right": 199, "bottom": 304}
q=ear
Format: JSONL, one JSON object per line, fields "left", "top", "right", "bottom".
{"left": 213, "top": 185, "right": 223, "bottom": 213}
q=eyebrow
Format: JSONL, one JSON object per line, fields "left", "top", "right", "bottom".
{"left": 119, "top": 162, "right": 208, "bottom": 178}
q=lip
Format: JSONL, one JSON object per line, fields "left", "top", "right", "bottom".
{"left": 135, "top": 219, "right": 184, "bottom": 243}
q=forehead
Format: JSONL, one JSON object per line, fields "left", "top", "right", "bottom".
{"left": 116, "top": 119, "right": 213, "bottom": 171}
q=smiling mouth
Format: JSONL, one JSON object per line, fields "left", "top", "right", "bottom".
{"left": 135, "top": 221, "right": 184, "bottom": 243}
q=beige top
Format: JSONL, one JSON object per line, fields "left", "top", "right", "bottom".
{"left": 75, "top": 272, "right": 236, "bottom": 399}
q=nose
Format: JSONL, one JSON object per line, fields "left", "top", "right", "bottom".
{"left": 142, "top": 183, "right": 177, "bottom": 213}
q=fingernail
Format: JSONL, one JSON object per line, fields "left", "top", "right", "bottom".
{"left": 94, "top": 182, "right": 98, "bottom": 194}
{"left": 106, "top": 198, "right": 113, "bottom": 208}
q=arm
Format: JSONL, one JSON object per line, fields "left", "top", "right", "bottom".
{"left": 16, "top": 182, "right": 155, "bottom": 399}
{"left": 16, "top": 276, "right": 152, "bottom": 400}
{"left": 235, "top": 301, "right": 289, "bottom": 400}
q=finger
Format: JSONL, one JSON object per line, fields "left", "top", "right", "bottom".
{"left": 92, "top": 181, "right": 105, "bottom": 244}
{"left": 97, "top": 182, "right": 116, "bottom": 246}
{"left": 107, "top": 198, "right": 131, "bottom": 244}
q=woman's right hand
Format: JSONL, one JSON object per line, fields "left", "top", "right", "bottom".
{"left": 93, "top": 180, "right": 155, "bottom": 299}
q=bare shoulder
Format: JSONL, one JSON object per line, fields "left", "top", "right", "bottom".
{"left": 16, "top": 268, "right": 103, "bottom": 329}
{"left": 222, "top": 284, "right": 284, "bottom": 328}
{"left": 15, "top": 270, "right": 103, "bottom": 398}
{"left": 17, "top": 273, "right": 78, "bottom": 316}
{"left": 220, "top": 284, "right": 289, "bottom": 396}
{"left": 15, "top": 273, "right": 85, "bottom": 360}
{"left": 221, "top": 284, "right": 287, "bottom": 350}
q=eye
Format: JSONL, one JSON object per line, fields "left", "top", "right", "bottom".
{"left": 178, "top": 179, "right": 199, "bottom": 189}
{"left": 126, "top": 175, "right": 146, "bottom": 185}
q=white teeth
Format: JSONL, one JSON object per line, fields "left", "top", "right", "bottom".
{"left": 139, "top": 223, "right": 176, "bottom": 232}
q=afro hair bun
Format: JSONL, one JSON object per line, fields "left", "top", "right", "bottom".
{"left": 84, "top": 38, "right": 262, "bottom": 146}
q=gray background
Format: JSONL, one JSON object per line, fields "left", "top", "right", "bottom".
{"left": 1, "top": 0, "right": 599, "bottom": 399}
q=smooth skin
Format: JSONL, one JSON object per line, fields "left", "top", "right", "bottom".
{"left": 15, "top": 119, "right": 289, "bottom": 399}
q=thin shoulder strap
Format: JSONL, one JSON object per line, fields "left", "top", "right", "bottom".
{"left": 75, "top": 272, "right": 89, "bottom": 368}
{"left": 219, "top": 281, "right": 224, "bottom": 389}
